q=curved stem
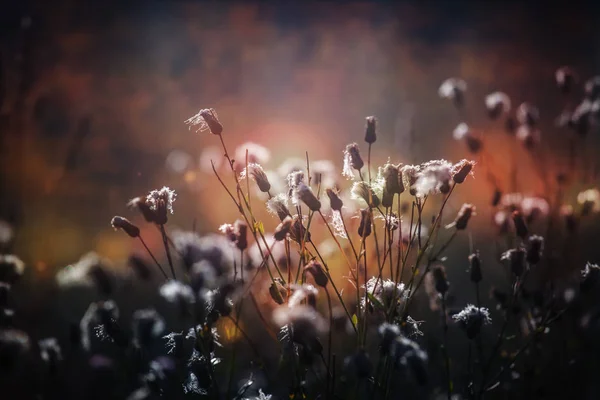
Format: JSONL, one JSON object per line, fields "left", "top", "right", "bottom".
{"left": 137, "top": 235, "right": 169, "bottom": 281}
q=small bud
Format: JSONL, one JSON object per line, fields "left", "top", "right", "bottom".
{"left": 269, "top": 279, "right": 287, "bottom": 304}
{"left": 432, "top": 264, "right": 449, "bottom": 295}
{"left": 453, "top": 203, "right": 476, "bottom": 230}
{"left": 241, "top": 163, "right": 271, "bottom": 193}
{"left": 468, "top": 252, "right": 482, "bottom": 283}
{"left": 304, "top": 260, "right": 328, "bottom": 287}
{"left": 512, "top": 211, "right": 529, "bottom": 239}
{"left": 452, "top": 160, "right": 475, "bottom": 184}
{"left": 234, "top": 220, "right": 248, "bottom": 251}
{"left": 326, "top": 189, "right": 344, "bottom": 211}
{"left": 358, "top": 209, "right": 372, "bottom": 238}
{"left": 297, "top": 183, "right": 321, "bottom": 211}
{"left": 526, "top": 235, "right": 544, "bottom": 265}
{"left": 274, "top": 216, "right": 293, "bottom": 241}
{"left": 343, "top": 143, "right": 364, "bottom": 178}
{"left": 111, "top": 216, "right": 140, "bottom": 238}
{"left": 364, "top": 116, "right": 377, "bottom": 144}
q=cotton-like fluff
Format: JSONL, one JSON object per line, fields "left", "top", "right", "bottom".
{"left": 452, "top": 304, "right": 492, "bottom": 339}
{"left": 185, "top": 108, "right": 222, "bottom": 135}
{"left": 363, "top": 277, "right": 406, "bottom": 316}
{"left": 413, "top": 160, "right": 452, "bottom": 197}
{"left": 273, "top": 305, "right": 327, "bottom": 354}
{"left": 240, "top": 163, "right": 272, "bottom": 194}
{"left": 266, "top": 193, "right": 292, "bottom": 221}
{"left": 172, "top": 231, "right": 236, "bottom": 282}
{"left": 351, "top": 181, "right": 380, "bottom": 208}
{"left": 288, "top": 284, "right": 319, "bottom": 309}
{"left": 342, "top": 143, "right": 364, "bottom": 179}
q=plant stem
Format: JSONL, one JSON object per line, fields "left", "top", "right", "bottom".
{"left": 137, "top": 235, "right": 169, "bottom": 280}
{"left": 159, "top": 224, "right": 176, "bottom": 279}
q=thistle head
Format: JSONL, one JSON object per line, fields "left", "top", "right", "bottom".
{"left": 266, "top": 194, "right": 291, "bottom": 221}
{"left": 364, "top": 116, "right": 377, "bottom": 144}
{"left": 146, "top": 186, "right": 177, "bottom": 225}
{"left": 351, "top": 181, "right": 380, "bottom": 208}
{"left": 240, "top": 163, "right": 271, "bottom": 193}
{"left": 452, "top": 304, "right": 491, "bottom": 339}
{"left": 185, "top": 108, "right": 222, "bottom": 135}
{"left": 110, "top": 216, "right": 140, "bottom": 238}
{"left": 451, "top": 159, "right": 475, "bottom": 184}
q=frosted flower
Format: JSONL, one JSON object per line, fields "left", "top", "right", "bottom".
{"left": 343, "top": 143, "right": 364, "bottom": 179}
{"left": 185, "top": 108, "right": 222, "bottom": 135}
{"left": 240, "top": 163, "right": 271, "bottom": 193}
{"left": 414, "top": 160, "right": 452, "bottom": 197}
{"left": 56, "top": 252, "right": 116, "bottom": 294}
{"left": 485, "top": 92, "right": 511, "bottom": 119}
{"left": 351, "top": 181, "right": 380, "bottom": 208}
{"left": 452, "top": 304, "right": 492, "bottom": 339}
{"left": 266, "top": 193, "right": 291, "bottom": 221}
{"left": 146, "top": 186, "right": 177, "bottom": 215}
{"left": 363, "top": 277, "right": 406, "bottom": 315}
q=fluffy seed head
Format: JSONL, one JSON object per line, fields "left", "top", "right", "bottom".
{"left": 304, "top": 260, "right": 328, "bottom": 287}
{"left": 185, "top": 108, "right": 222, "bottom": 135}
{"left": 326, "top": 189, "right": 344, "bottom": 211}
{"left": 556, "top": 66, "right": 576, "bottom": 93}
{"left": 358, "top": 208, "right": 372, "bottom": 238}
{"left": 343, "top": 143, "right": 364, "bottom": 179}
{"left": 501, "top": 248, "right": 527, "bottom": 277}
{"left": 452, "top": 304, "right": 492, "bottom": 339}
{"left": 485, "top": 92, "right": 511, "bottom": 119}
{"left": 432, "top": 264, "right": 449, "bottom": 295}
{"left": 451, "top": 203, "right": 476, "bottom": 230}
{"left": 240, "top": 163, "right": 271, "bottom": 193}
{"left": 274, "top": 216, "right": 293, "bottom": 241}
{"left": 439, "top": 77, "right": 467, "bottom": 107}
{"left": 296, "top": 183, "right": 321, "bottom": 211}
{"left": 273, "top": 305, "right": 327, "bottom": 353}
{"left": 0, "top": 255, "right": 25, "bottom": 284}
{"left": 266, "top": 194, "right": 291, "bottom": 221}
{"left": 351, "top": 181, "right": 380, "bottom": 208}
{"left": 146, "top": 186, "right": 176, "bottom": 224}
{"left": 414, "top": 160, "right": 452, "bottom": 197}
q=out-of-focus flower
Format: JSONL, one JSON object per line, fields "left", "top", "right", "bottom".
{"left": 165, "top": 149, "right": 193, "bottom": 174}
{"left": 344, "top": 349, "right": 372, "bottom": 378}
{"left": 556, "top": 66, "right": 576, "bottom": 93}
{"left": 451, "top": 159, "right": 475, "bottom": 184}
{"left": 132, "top": 309, "right": 165, "bottom": 349}
{"left": 266, "top": 193, "right": 291, "bottom": 221}
{"left": 584, "top": 76, "right": 600, "bottom": 100}
{"left": 452, "top": 304, "right": 491, "bottom": 339}
{"left": 0, "top": 255, "right": 25, "bottom": 284}
{"left": 516, "top": 103, "right": 540, "bottom": 127}
{"left": 516, "top": 125, "right": 541, "bottom": 150}
{"left": 581, "top": 262, "right": 600, "bottom": 291}
{"left": 358, "top": 208, "right": 372, "bottom": 238}
{"left": 56, "top": 252, "right": 117, "bottom": 295}
{"left": 512, "top": 210, "right": 529, "bottom": 239}
{"left": 364, "top": 116, "right": 377, "bottom": 144}
{"left": 560, "top": 204, "right": 578, "bottom": 232}
{"left": 526, "top": 235, "right": 544, "bottom": 265}
{"left": 0, "top": 329, "right": 30, "bottom": 370}
{"left": 80, "top": 300, "right": 125, "bottom": 351}
{"left": 234, "top": 142, "right": 271, "bottom": 169}
{"left": 172, "top": 231, "right": 236, "bottom": 282}
{"left": 159, "top": 280, "right": 196, "bottom": 316}
{"left": 296, "top": 183, "right": 321, "bottom": 211}
{"left": 469, "top": 252, "right": 482, "bottom": 283}
{"left": 363, "top": 277, "right": 406, "bottom": 315}
{"left": 199, "top": 145, "right": 224, "bottom": 173}
{"left": 311, "top": 160, "right": 337, "bottom": 188}
{"left": 343, "top": 143, "right": 364, "bottom": 179}
{"left": 0, "top": 220, "right": 13, "bottom": 246}
{"left": 577, "top": 188, "right": 600, "bottom": 215}
{"left": 485, "top": 92, "right": 511, "bottom": 119}
{"left": 520, "top": 196, "right": 550, "bottom": 223}
{"left": 438, "top": 77, "right": 467, "bottom": 107}
{"left": 39, "top": 337, "right": 62, "bottom": 371}
{"left": 448, "top": 203, "right": 476, "bottom": 230}
{"left": 351, "top": 181, "right": 380, "bottom": 208}
{"left": 273, "top": 305, "right": 327, "bottom": 354}
{"left": 185, "top": 108, "right": 222, "bottom": 135}
{"left": 501, "top": 248, "right": 527, "bottom": 277}
{"left": 304, "top": 260, "right": 328, "bottom": 287}
{"left": 452, "top": 123, "right": 482, "bottom": 154}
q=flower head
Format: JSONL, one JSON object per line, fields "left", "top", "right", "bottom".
{"left": 266, "top": 193, "right": 291, "bottom": 221}
{"left": 273, "top": 305, "right": 327, "bottom": 354}
{"left": 240, "top": 163, "right": 271, "bottom": 193}
{"left": 110, "top": 216, "right": 140, "bottom": 238}
{"left": 351, "top": 181, "right": 380, "bottom": 208}
{"left": 439, "top": 78, "right": 467, "bottom": 107}
{"left": 451, "top": 159, "right": 475, "bottom": 184}
{"left": 146, "top": 186, "right": 177, "bottom": 224}
{"left": 364, "top": 116, "right": 377, "bottom": 144}
{"left": 185, "top": 108, "right": 222, "bottom": 135}
{"left": 501, "top": 247, "right": 527, "bottom": 277}
{"left": 452, "top": 304, "right": 492, "bottom": 339}
{"left": 343, "top": 143, "right": 364, "bottom": 179}
{"left": 485, "top": 92, "right": 511, "bottom": 119}
{"left": 414, "top": 160, "right": 452, "bottom": 197}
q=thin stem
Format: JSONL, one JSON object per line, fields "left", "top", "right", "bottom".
{"left": 159, "top": 225, "right": 176, "bottom": 279}
{"left": 137, "top": 235, "right": 169, "bottom": 280}
{"left": 441, "top": 294, "right": 452, "bottom": 400}
{"left": 325, "top": 288, "right": 333, "bottom": 398}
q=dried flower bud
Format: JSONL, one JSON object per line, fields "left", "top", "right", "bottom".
{"left": 326, "top": 189, "right": 344, "bottom": 211}
{"left": 485, "top": 92, "right": 511, "bottom": 120}
{"left": 185, "top": 108, "right": 222, "bottom": 135}
{"left": 269, "top": 278, "right": 287, "bottom": 304}
{"left": 343, "top": 143, "right": 364, "bottom": 178}
{"left": 512, "top": 210, "right": 529, "bottom": 239}
{"left": 240, "top": 163, "right": 271, "bottom": 193}
{"left": 128, "top": 196, "right": 158, "bottom": 223}
{"left": 146, "top": 187, "right": 177, "bottom": 225}
{"left": 526, "top": 235, "right": 544, "bottom": 265}
{"left": 274, "top": 216, "right": 293, "bottom": 241}
{"left": 516, "top": 103, "right": 540, "bottom": 127}
{"left": 267, "top": 194, "right": 291, "bottom": 221}
{"left": 297, "top": 183, "right": 321, "bottom": 211}
{"left": 432, "top": 264, "right": 449, "bottom": 295}
{"left": 290, "top": 216, "right": 311, "bottom": 244}
{"left": 452, "top": 203, "right": 476, "bottom": 230}
{"left": 452, "top": 159, "right": 475, "bottom": 184}
{"left": 234, "top": 220, "right": 248, "bottom": 250}
{"left": 358, "top": 208, "right": 372, "bottom": 238}
{"left": 452, "top": 304, "right": 491, "bottom": 339}
{"left": 382, "top": 163, "right": 404, "bottom": 195}
{"left": 439, "top": 77, "right": 467, "bottom": 108}
{"left": 501, "top": 248, "right": 526, "bottom": 277}
{"left": 351, "top": 181, "right": 380, "bottom": 208}
{"left": 304, "top": 260, "right": 328, "bottom": 287}
{"left": 468, "top": 252, "right": 482, "bottom": 283}
{"left": 556, "top": 66, "right": 576, "bottom": 94}
{"left": 364, "top": 116, "right": 377, "bottom": 144}
{"left": 111, "top": 216, "right": 140, "bottom": 238}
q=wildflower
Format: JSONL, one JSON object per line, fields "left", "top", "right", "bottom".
{"left": 501, "top": 248, "right": 527, "bottom": 277}
{"left": 172, "top": 231, "right": 235, "bottom": 279}
{"left": 288, "top": 284, "right": 319, "bottom": 308}
{"left": 451, "top": 159, "right": 475, "bottom": 184}
{"left": 526, "top": 235, "right": 544, "bottom": 264}
{"left": 520, "top": 196, "right": 550, "bottom": 223}
{"left": 0, "top": 329, "right": 30, "bottom": 370}
{"left": 391, "top": 335, "right": 429, "bottom": 385}
{"left": 0, "top": 255, "right": 25, "bottom": 284}
{"left": 453, "top": 123, "right": 482, "bottom": 154}
{"left": 358, "top": 208, "right": 372, "bottom": 238}
{"left": 266, "top": 193, "right": 291, "bottom": 221}
{"left": 185, "top": 108, "right": 222, "bottom": 135}
{"left": 364, "top": 277, "right": 406, "bottom": 314}
{"left": 414, "top": 160, "right": 452, "bottom": 197}
{"left": 577, "top": 188, "right": 600, "bottom": 215}
{"left": 485, "top": 92, "right": 511, "bottom": 119}
{"left": 326, "top": 188, "right": 344, "bottom": 211}
{"left": 56, "top": 252, "right": 117, "bottom": 295}
{"left": 38, "top": 337, "right": 62, "bottom": 371}
{"left": 438, "top": 77, "right": 467, "bottom": 107}
{"left": 269, "top": 278, "right": 287, "bottom": 304}
{"left": 469, "top": 252, "right": 482, "bottom": 283}
{"left": 274, "top": 216, "right": 293, "bottom": 241}
{"left": 304, "top": 260, "right": 328, "bottom": 287}
{"left": 273, "top": 305, "right": 327, "bottom": 354}
{"left": 351, "top": 181, "right": 380, "bottom": 208}
{"left": 381, "top": 162, "right": 404, "bottom": 201}
{"left": 342, "top": 143, "right": 364, "bottom": 179}
{"left": 296, "top": 183, "right": 321, "bottom": 211}
{"left": 448, "top": 203, "right": 475, "bottom": 230}
{"left": 584, "top": 76, "right": 600, "bottom": 100}
{"left": 452, "top": 304, "right": 492, "bottom": 339}
{"left": 581, "top": 262, "right": 600, "bottom": 291}
{"left": 512, "top": 210, "right": 529, "bottom": 239}
{"left": 345, "top": 349, "right": 372, "bottom": 378}
{"left": 159, "top": 280, "right": 196, "bottom": 312}
{"left": 240, "top": 163, "right": 271, "bottom": 193}
{"left": 556, "top": 66, "right": 576, "bottom": 93}
{"left": 146, "top": 186, "right": 176, "bottom": 225}
{"left": 127, "top": 196, "right": 158, "bottom": 223}
{"left": 432, "top": 264, "right": 450, "bottom": 295}
{"left": 516, "top": 125, "right": 541, "bottom": 150}
{"left": 364, "top": 116, "right": 377, "bottom": 144}
{"left": 110, "top": 216, "right": 140, "bottom": 238}
{"left": 516, "top": 102, "right": 540, "bottom": 127}
{"left": 289, "top": 216, "right": 311, "bottom": 244}
{"left": 401, "top": 164, "right": 421, "bottom": 196}
{"left": 234, "top": 142, "right": 271, "bottom": 167}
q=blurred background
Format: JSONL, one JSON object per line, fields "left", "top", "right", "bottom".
{"left": 1, "top": 0, "right": 600, "bottom": 271}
